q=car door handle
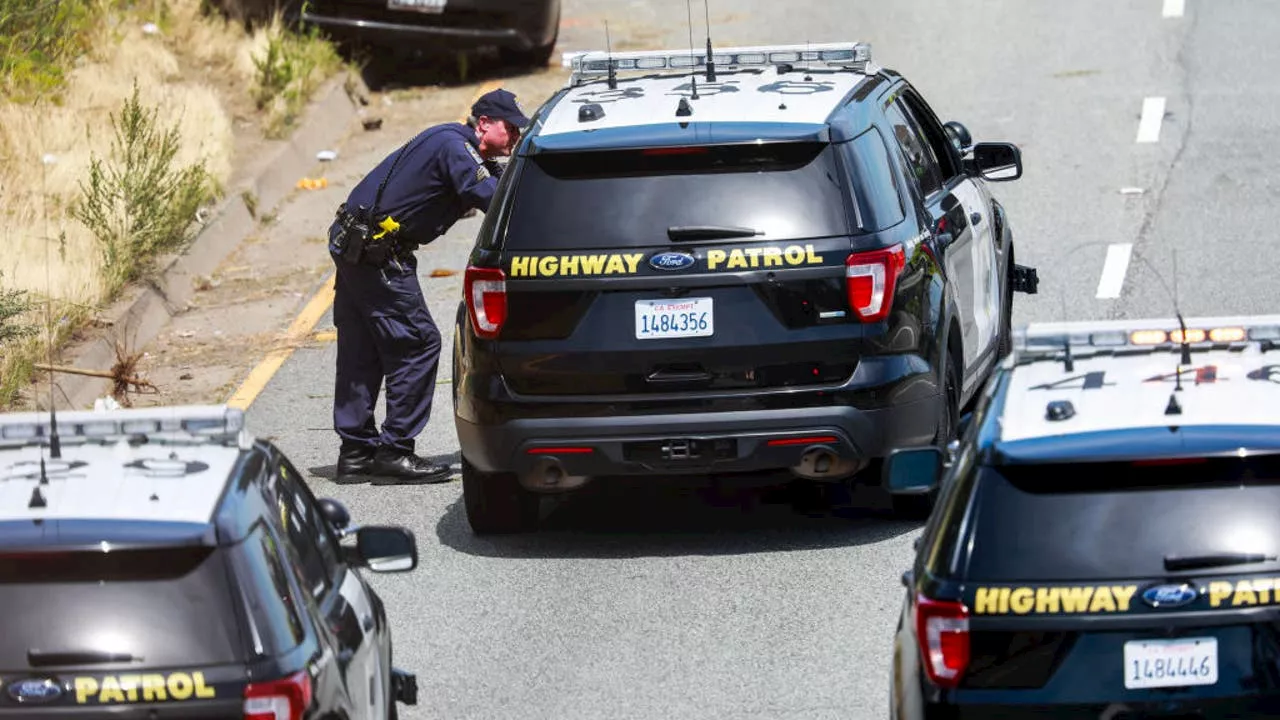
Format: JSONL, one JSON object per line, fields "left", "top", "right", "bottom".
{"left": 970, "top": 212, "right": 983, "bottom": 226}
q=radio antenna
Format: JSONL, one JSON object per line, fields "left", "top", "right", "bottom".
{"left": 605, "top": 21, "right": 617, "bottom": 89}
{"left": 703, "top": 0, "right": 716, "bottom": 82}
{"left": 39, "top": 119, "right": 60, "bottom": 463}
{"left": 684, "top": 0, "right": 699, "bottom": 100}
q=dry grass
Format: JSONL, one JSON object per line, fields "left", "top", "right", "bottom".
{"left": 0, "top": 0, "right": 348, "bottom": 409}
{"left": 0, "top": 0, "right": 248, "bottom": 303}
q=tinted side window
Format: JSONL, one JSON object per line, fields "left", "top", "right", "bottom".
{"left": 501, "top": 142, "right": 851, "bottom": 251}
{"left": 899, "top": 89, "right": 960, "bottom": 180}
{"left": 837, "top": 127, "right": 905, "bottom": 232}
{"left": 964, "top": 455, "right": 1280, "bottom": 582}
{"left": 0, "top": 544, "right": 244, "bottom": 667}
{"left": 884, "top": 100, "right": 943, "bottom": 198}
{"left": 269, "top": 458, "right": 340, "bottom": 599}
{"left": 229, "top": 524, "right": 307, "bottom": 655}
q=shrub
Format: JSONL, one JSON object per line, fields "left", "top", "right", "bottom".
{"left": 72, "top": 82, "right": 216, "bottom": 298}
{"left": 0, "top": 0, "right": 97, "bottom": 101}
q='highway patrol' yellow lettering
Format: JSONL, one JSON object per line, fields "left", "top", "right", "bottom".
{"left": 509, "top": 253, "right": 643, "bottom": 278}
{"left": 973, "top": 585, "right": 1138, "bottom": 615}
{"left": 706, "top": 244, "right": 823, "bottom": 271}
{"left": 1208, "top": 578, "right": 1280, "bottom": 608}
{"left": 74, "top": 672, "right": 216, "bottom": 704}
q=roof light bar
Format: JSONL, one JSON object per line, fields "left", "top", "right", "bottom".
{"left": 0, "top": 404, "right": 245, "bottom": 443}
{"left": 1014, "top": 315, "right": 1280, "bottom": 353}
{"left": 562, "top": 42, "right": 872, "bottom": 85}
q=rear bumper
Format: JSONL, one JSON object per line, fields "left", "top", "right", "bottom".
{"left": 915, "top": 695, "right": 1280, "bottom": 719}
{"left": 455, "top": 393, "right": 940, "bottom": 490}
{"left": 302, "top": 13, "right": 528, "bottom": 47}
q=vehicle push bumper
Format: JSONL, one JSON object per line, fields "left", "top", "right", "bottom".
{"left": 456, "top": 396, "right": 941, "bottom": 492}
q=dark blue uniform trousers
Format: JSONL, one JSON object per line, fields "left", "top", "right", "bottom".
{"left": 330, "top": 246, "right": 440, "bottom": 456}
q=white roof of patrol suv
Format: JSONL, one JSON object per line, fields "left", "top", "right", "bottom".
{"left": 0, "top": 404, "right": 249, "bottom": 524}
{"left": 540, "top": 42, "right": 877, "bottom": 137}
{"left": 1000, "top": 315, "right": 1280, "bottom": 443}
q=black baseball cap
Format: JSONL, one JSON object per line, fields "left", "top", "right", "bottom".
{"left": 471, "top": 89, "right": 530, "bottom": 131}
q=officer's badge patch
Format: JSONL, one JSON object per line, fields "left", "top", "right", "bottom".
{"left": 464, "top": 143, "right": 484, "bottom": 166}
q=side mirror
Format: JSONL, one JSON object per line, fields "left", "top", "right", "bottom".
{"left": 318, "top": 498, "right": 351, "bottom": 532}
{"left": 943, "top": 121, "right": 973, "bottom": 155}
{"left": 354, "top": 526, "right": 418, "bottom": 573}
{"left": 971, "top": 142, "right": 1022, "bottom": 182}
{"left": 882, "top": 447, "right": 944, "bottom": 495}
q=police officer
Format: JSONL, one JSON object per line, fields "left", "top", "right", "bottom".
{"left": 328, "top": 88, "right": 529, "bottom": 485}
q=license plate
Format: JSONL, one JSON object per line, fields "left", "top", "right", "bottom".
{"left": 634, "top": 298, "right": 713, "bottom": 339}
{"left": 387, "top": 0, "right": 445, "bottom": 13}
{"left": 1123, "top": 637, "right": 1217, "bottom": 689}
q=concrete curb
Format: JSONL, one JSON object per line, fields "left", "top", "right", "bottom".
{"left": 37, "top": 72, "right": 368, "bottom": 411}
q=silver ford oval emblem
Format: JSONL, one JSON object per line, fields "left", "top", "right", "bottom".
{"left": 8, "top": 677, "right": 64, "bottom": 704}
{"left": 1142, "top": 583, "right": 1198, "bottom": 608}
{"left": 648, "top": 251, "right": 696, "bottom": 271}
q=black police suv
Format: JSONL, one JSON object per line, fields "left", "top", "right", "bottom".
{"left": 0, "top": 404, "right": 419, "bottom": 719}
{"left": 453, "top": 41, "right": 1038, "bottom": 533}
{"left": 886, "top": 314, "right": 1280, "bottom": 718}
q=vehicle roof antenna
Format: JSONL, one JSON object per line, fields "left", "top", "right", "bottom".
{"left": 703, "top": 0, "right": 716, "bottom": 83}
{"left": 605, "top": 20, "right": 617, "bottom": 90}
{"left": 683, "top": 0, "right": 699, "bottom": 100}
{"left": 1058, "top": 279, "right": 1073, "bottom": 372}
{"left": 32, "top": 133, "right": 57, "bottom": 510}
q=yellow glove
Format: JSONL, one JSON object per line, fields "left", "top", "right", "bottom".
{"left": 372, "top": 215, "right": 400, "bottom": 240}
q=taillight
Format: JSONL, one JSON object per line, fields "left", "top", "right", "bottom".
{"left": 914, "top": 593, "right": 969, "bottom": 688}
{"left": 243, "top": 670, "right": 312, "bottom": 720}
{"left": 845, "top": 244, "right": 906, "bottom": 322}
{"left": 465, "top": 265, "right": 507, "bottom": 339}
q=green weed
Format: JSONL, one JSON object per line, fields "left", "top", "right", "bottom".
{"left": 72, "top": 82, "right": 216, "bottom": 299}
{"left": 251, "top": 5, "right": 344, "bottom": 138}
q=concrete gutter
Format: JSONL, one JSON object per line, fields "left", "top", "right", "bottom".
{"left": 33, "top": 72, "right": 369, "bottom": 411}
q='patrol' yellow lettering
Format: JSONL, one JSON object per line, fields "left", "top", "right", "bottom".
{"left": 705, "top": 244, "right": 823, "bottom": 271}
{"left": 142, "top": 674, "right": 168, "bottom": 701}
{"left": 99, "top": 676, "right": 126, "bottom": 704}
{"left": 973, "top": 585, "right": 1139, "bottom": 614}
{"left": 168, "top": 673, "right": 193, "bottom": 700}
{"left": 72, "top": 672, "right": 216, "bottom": 704}
{"left": 75, "top": 677, "right": 98, "bottom": 704}
{"left": 1209, "top": 581, "right": 1234, "bottom": 608}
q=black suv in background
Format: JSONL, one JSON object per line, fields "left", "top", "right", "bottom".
{"left": 301, "top": 0, "right": 561, "bottom": 68}
{"left": 453, "top": 42, "right": 1037, "bottom": 534}
{"left": 0, "top": 405, "right": 420, "bottom": 719}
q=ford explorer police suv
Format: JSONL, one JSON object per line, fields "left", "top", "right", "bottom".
{"left": 0, "top": 404, "right": 419, "bottom": 719}
{"left": 886, "top": 314, "right": 1280, "bottom": 719}
{"left": 453, "top": 41, "right": 1039, "bottom": 534}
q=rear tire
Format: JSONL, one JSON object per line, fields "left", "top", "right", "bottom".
{"left": 462, "top": 457, "right": 539, "bottom": 535}
{"left": 890, "top": 359, "right": 958, "bottom": 520}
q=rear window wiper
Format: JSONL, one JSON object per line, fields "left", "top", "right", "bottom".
{"left": 667, "top": 225, "right": 762, "bottom": 241}
{"left": 1163, "top": 552, "right": 1277, "bottom": 572}
{"left": 28, "top": 649, "right": 140, "bottom": 667}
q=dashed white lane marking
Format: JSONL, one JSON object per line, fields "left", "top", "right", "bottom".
{"left": 1096, "top": 243, "right": 1134, "bottom": 299}
{"left": 1136, "top": 97, "right": 1167, "bottom": 143}
{"left": 1163, "top": 0, "right": 1185, "bottom": 18}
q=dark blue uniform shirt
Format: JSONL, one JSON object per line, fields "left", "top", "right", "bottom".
{"left": 344, "top": 122, "right": 500, "bottom": 247}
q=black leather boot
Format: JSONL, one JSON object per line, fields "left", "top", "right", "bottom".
{"left": 370, "top": 448, "right": 452, "bottom": 485}
{"left": 335, "top": 445, "right": 378, "bottom": 484}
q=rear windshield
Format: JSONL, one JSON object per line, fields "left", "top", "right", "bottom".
{"left": 963, "top": 455, "right": 1280, "bottom": 582}
{"left": 502, "top": 141, "right": 852, "bottom": 251}
{"left": 0, "top": 545, "right": 243, "bottom": 668}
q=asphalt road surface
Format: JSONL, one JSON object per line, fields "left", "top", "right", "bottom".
{"left": 242, "top": 1, "right": 1280, "bottom": 718}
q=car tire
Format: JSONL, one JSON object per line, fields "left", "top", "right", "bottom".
{"left": 890, "top": 359, "right": 957, "bottom": 520}
{"left": 462, "top": 457, "right": 539, "bottom": 535}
